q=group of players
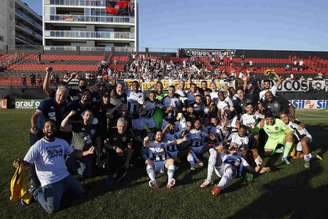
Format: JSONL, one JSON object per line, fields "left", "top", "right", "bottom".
{"left": 18, "top": 68, "right": 322, "bottom": 213}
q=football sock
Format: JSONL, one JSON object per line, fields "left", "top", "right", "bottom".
{"left": 283, "top": 142, "right": 293, "bottom": 158}
{"left": 187, "top": 153, "right": 196, "bottom": 167}
{"left": 304, "top": 153, "right": 312, "bottom": 161}
{"left": 218, "top": 166, "right": 233, "bottom": 190}
{"left": 167, "top": 165, "right": 175, "bottom": 183}
{"left": 206, "top": 149, "right": 217, "bottom": 182}
{"left": 146, "top": 164, "right": 156, "bottom": 182}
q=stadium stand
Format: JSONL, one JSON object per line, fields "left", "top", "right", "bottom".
{"left": 0, "top": 48, "right": 328, "bottom": 89}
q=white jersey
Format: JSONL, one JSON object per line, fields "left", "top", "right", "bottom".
{"left": 210, "top": 91, "right": 218, "bottom": 101}
{"left": 217, "top": 100, "right": 230, "bottom": 112}
{"left": 228, "top": 133, "right": 249, "bottom": 148}
{"left": 240, "top": 113, "right": 257, "bottom": 129}
{"left": 225, "top": 96, "right": 234, "bottom": 108}
{"left": 127, "top": 91, "right": 144, "bottom": 115}
{"left": 259, "top": 85, "right": 277, "bottom": 100}
{"left": 288, "top": 122, "right": 312, "bottom": 142}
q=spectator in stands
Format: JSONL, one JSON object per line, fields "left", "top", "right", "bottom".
{"left": 36, "top": 74, "right": 42, "bottom": 89}
{"left": 37, "top": 53, "right": 41, "bottom": 64}
{"left": 21, "top": 75, "right": 27, "bottom": 92}
{"left": 30, "top": 73, "right": 36, "bottom": 87}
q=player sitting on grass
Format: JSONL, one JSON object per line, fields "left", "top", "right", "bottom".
{"left": 143, "top": 131, "right": 187, "bottom": 190}
{"left": 225, "top": 125, "right": 270, "bottom": 175}
{"left": 280, "top": 113, "right": 323, "bottom": 168}
{"left": 199, "top": 147, "right": 255, "bottom": 197}
{"left": 186, "top": 119, "right": 208, "bottom": 170}
{"left": 257, "top": 111, "right": 294, "bottom": 165}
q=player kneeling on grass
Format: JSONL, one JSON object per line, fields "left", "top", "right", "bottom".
{"left": 257, "top": 111, "right": 294, "bottom": 165}
{"left": 200, "top": 147, "right": 255, "bottom": 197}
{"left": 143, "top": 131, "right": 187, "bottom": 190}
{"left": 280, "top": 113, "right": 323, "bottom": 168}
{"left": 14, "top": 120, "right": 95, "bottom": 214}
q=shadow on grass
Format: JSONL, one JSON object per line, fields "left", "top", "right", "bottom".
{"left": 227, "top": 162, "right": 327, "bottom": 219}
{"left": 306, "top": 124, "right": 328, "bottom": 156}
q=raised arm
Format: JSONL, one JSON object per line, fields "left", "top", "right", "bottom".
{"left": 43, "top": 67, "right": 53, "bottom": 96}
{"left": 60, "top": 110, "right": 76, "bottom": 132}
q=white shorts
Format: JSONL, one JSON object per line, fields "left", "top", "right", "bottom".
{"left": 296, "top": 142, "right": 303, "bottom": 152}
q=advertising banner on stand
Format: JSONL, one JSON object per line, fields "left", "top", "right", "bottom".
{"left": 15, "top": 99, "right": 42, "bottom": 109}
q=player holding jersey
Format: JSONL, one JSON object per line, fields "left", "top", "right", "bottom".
{"left": 143, "top": 131, "right": 186, "bottom": 190}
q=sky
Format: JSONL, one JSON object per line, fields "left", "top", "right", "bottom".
{"left": 23, "top": 0, "right": 328, "bottom": 51}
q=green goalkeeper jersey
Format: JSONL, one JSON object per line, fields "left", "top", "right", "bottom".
{"left": 259, "top": 118, "right": 291, "bottom": 140}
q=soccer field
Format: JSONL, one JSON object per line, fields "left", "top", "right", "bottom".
{"left": 1, "top": 110, "right": 328, "bottom": 219}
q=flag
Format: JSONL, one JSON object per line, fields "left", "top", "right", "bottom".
{"left": 106, "top": 0, "right": 130, "bottom": 16}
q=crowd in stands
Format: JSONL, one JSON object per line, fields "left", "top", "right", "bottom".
{"left": 12, "top": 65, "right": 323, "bottom": 214}
{"left": 104, "top": 52, "right": 328, "bottom": 81}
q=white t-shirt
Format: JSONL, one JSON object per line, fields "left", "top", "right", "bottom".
{"left": 24, "top": 137, "right": 73, "bottom": 187}
{"left": 127, "top": 91, "right": 144, "bottom": 114}
{"left": 217, "top": 100, "right": 229, "bottom": 112}
{"left": 210, "top": 91, "right": 218, "bottom": 102}
{"left": 228, "top": 133, "right": 249, "bottom": 148}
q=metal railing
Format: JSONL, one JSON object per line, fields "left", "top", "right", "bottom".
{"left": 43, "top": 46, "right": 135, "bottom": 52}
{"left": 47, "top": 14, "right": 135, "bottom": 24}
{"left": 45, "top": 30, "right": 135, "bottom": 40}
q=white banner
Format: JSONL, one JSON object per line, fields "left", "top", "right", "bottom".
{"left": 277, "top": 80, "right": 309, "bottom": 92}
{"left": 291, "top": 100, "right": 328, "bottom": 109}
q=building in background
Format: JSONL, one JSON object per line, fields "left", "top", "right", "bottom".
{"left": 0, "top": 0, "right": 42, "bottom": 52}
{"left": 43, "top": 0, "right": 138, "bottom": 52}
{"left": 15, "top": 0, "right": 43, "bottom": 48}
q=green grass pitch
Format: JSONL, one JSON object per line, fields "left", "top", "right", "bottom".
{"left": 0, "top": 110, "right": 328, "bottom": 219}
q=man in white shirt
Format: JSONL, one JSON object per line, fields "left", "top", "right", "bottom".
{"left": 259, "top": 72, "right": 283, "bottom": 101}
{"left": 17, "top": 120, "right": 95, "bottom": 214}
{"left": 127, "top": 81, "right": 144, "bottom": 117}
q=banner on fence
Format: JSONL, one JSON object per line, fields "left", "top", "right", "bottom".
{"left": 0, "top": 99, "right": 7, "bottom": 109}
{"left": 15, "top": 99, "right": 42, "bottom": 109}
{"left": 291, "top": 100, "right": 328, "bottom": 109}
{"left": 123, "top": 79, "right": 236, "bottom": 91}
